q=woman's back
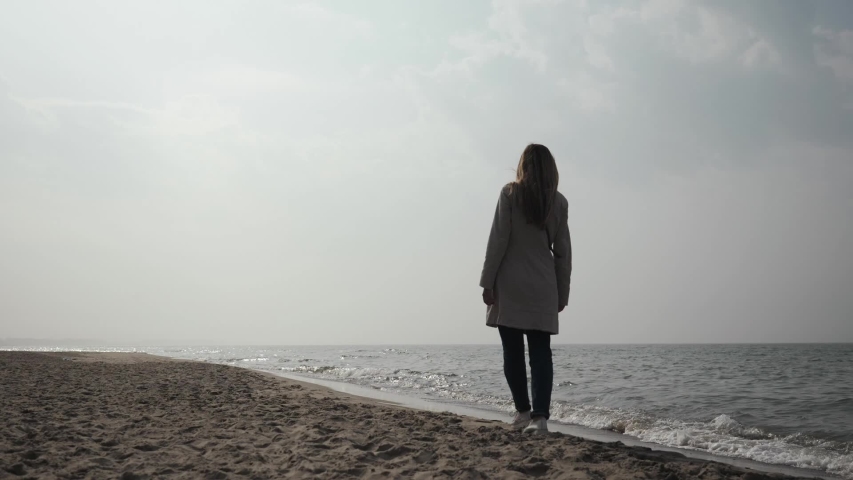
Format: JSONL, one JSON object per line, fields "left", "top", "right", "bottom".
{"left": 480, "top": 183, "right": 571, "bottom": 334}
{"left": 504, "top": 185, "right": 568, "bottom": 272}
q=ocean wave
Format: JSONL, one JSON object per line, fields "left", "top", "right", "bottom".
{"left": 276, "top": 365, "right": 482, "bottom": 407}
{"left": 221, "top": 357, "right": 270, "bottom": 364}
{"left": 546, "top": 406, "right": 852, "bottom": 479}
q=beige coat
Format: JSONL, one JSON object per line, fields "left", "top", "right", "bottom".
{"left": 479, "top": 184, "right": 572, "bottom": 334}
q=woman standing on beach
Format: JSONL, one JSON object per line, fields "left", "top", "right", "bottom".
{"left": 480, "top": 144, "right": 572, "bottom": 435}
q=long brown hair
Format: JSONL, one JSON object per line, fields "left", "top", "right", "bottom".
{"left": 510, "top": 144, "right": 559, "bottom": 228}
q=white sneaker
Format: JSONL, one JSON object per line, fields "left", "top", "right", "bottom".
{"left": 510, "top": 411, "right": 531, "bottom": 430}
{"left": 523, "top": 417, "right": 548, "bottom": 435}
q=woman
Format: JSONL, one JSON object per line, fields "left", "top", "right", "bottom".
{"left": 479, "top": 143, "right": 572, "bottom": 435}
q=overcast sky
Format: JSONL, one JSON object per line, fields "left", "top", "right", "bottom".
{"left": 1, "top": 0, "right": 851, "bottom": 345}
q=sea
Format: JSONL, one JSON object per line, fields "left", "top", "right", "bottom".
{"left": 9, "top": 343, "right": 852, "bottom": 478}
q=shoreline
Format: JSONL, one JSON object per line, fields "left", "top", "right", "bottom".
{"left": 0, "top": 351, "right": 837, "bottom": 479}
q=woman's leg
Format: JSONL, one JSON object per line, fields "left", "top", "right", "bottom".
{"left": 526, "top": 330, "right": 553, "bottom": 419}
{"left": 498, "top": 326, "right": 531, "bottom": 413}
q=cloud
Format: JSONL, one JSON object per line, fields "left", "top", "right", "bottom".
{"left": 423, "top": 0, "right": 850, "bottom": 173}
{"left": 591, "top": 1, "right": 783, "bottom": 70}
{"left": 740, "top": 37, "right": 782, "bottom": 69}
{"left": 486, "top": 0, "right": 550, "bottom": 71}
{"left": 187, "top": 66, "right": 307, "bottom": 96}
{"left": 285, "top": 3, "right": 374, "bottom": 38}
{"left": 433, "top": 0, "right": 552, "bottom": 80}
{"left": 14, "top": 94, "right": 238, "bottom": 138}
{"left": 435, "top": 0, "right": 790, "bottom": 120}
{"left": 0, "top": 82, "right": 37, "bottom": 164}
{"left": 556, "top": 73, "right": 617, "bottom": 112}
{"left": 379, "top": 1, "right": 851, "bottom": 187}
{"left": 813, "top": 26, "right": 853, "bottom": 84}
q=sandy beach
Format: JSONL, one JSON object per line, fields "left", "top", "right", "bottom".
{"left": 0, "top": 352, "right": 816, "bottom": 479}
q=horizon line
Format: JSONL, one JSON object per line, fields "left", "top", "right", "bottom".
{"left": 2, "top": 341, "right": 852, "bottom": 347}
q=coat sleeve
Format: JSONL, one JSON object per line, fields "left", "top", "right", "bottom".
{"left": 553, "top": 204, "right": 572, "bottom": 308}
{"left": 479, "top": 187, "right": 512, "bottom": 289}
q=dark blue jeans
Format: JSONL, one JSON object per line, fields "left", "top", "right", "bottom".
{"left": 498, "top": 326, "right": 553, "bottom": 419}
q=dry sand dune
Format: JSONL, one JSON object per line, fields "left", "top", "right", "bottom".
{"left": 0, "top": 352, "right": 813, "bottom": 479}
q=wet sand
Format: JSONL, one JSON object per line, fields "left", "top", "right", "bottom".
{"left": 0, "top": 351, "right": 814, "bottom": 479}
